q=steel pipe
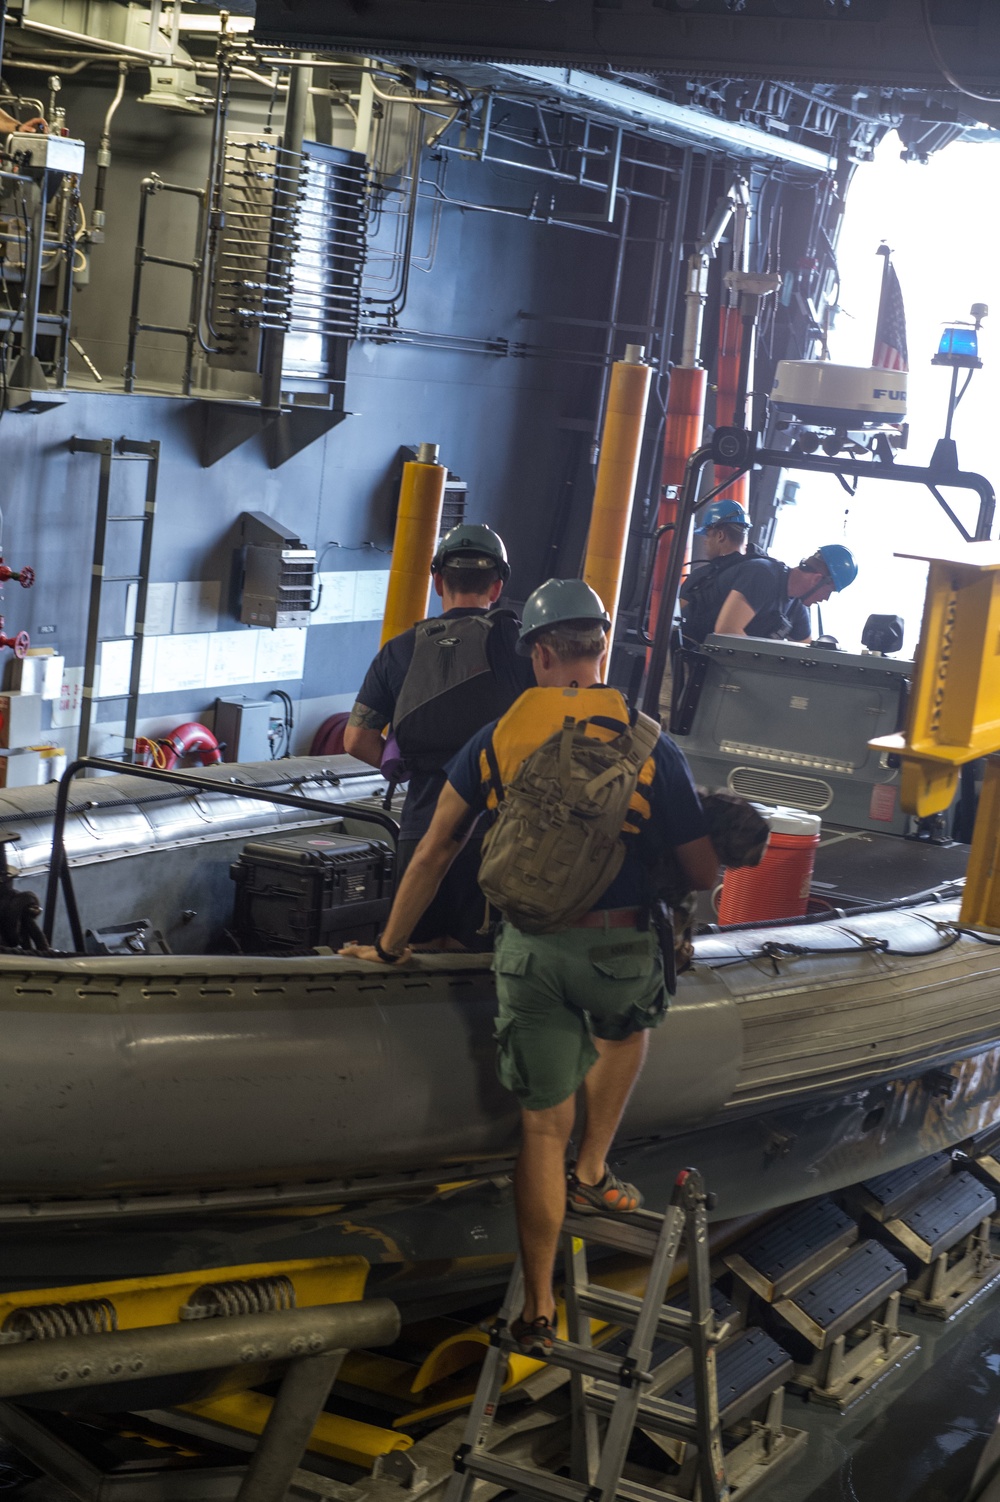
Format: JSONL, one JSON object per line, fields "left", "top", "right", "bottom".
{"left": 0, "top": 1299, "right": 399, "bottom": 1399}
{"left": 235, "top": 1351, "right": 345, "bottom": 1502}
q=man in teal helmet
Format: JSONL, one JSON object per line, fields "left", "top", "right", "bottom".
{"left": 343, "top": 577, "right": 717, "bottom": 1354}
{"left": 680, "top": 499, "right": 810, "bottom": 645}
{"left": 712, "top": 543, "right": 858, "bottom": 641}
{"left": 344, "top": 523, "right": 534, "bottom": 948}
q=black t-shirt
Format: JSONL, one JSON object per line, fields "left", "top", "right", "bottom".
{"left": 715, "top": 557, "right": 810, "bottom": 641}
{"left": 681, "top": 546, "right": 808, "bottom": 643}
{"left": 354, "top": 607, "right": 534, "bottom": 839}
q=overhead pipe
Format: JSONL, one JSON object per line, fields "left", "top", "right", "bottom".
{"left": 92, "top": 59, "right": 127, "bottom": 235}
{"left": 380, "top": 442, "right": 447, "bottom": 646}
{"left": 582, "top": 344, "right": 652, "bottom": 675}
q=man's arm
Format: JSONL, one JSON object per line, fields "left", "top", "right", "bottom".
{"left": 0, "top": 110, "right": 47, "bottom": 134}
{"left": 340, "top": 782, "right": 477, "bottom": 961}
{"left": 674, "top": 835, "right": 718, "bottom": 891}
{"left": 712, "top": 589, "right": 757, "bottom": 637}
{"left": 343, "top": 703, "right": 386, "bottom": 769}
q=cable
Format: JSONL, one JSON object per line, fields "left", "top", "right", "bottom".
{"left": 920, "top": 0, "right": 1000, "bottom": 103}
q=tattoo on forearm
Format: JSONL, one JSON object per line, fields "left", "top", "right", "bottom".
{"left": 348, "top": 702, "right": 385, "bottom": 730}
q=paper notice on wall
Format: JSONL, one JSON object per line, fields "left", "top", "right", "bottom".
{"left": 255, "top": 627, "right": 307, "bottom": 682}
{"left": 97, "top": 639, "right": 134, "bottom": 701}
{"left": 51, "top": 665, "right": 84, "bottom": 728}
{"left": 125, "top": 581, "right": 175, "bottom": 637}
{"left": 174, "top": 580, "right": 221, "bottom": 635}
{"left": 153, "top": 633, "right": 210, "bottom": 694}
{"left": 139, "top": 638, "right": 157, "bottom": 694}
{"left": 205, "top": 630, "right": 258, "bottom": 689}
{"left": 311, "top": 571, "right": 356, "bottom": 625}
{"left": 353, "top": 569, "right": 391, "bottom": 621}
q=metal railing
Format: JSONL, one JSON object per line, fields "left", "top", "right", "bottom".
{"left": 42, "top": 756, "right": 400, "bottom": 950}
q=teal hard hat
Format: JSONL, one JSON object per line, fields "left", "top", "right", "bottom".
{"left": 432, "top": 523, "right": 510, "bottom": 583}
{"left": 517, "top": 578, "right": 611, "bottom": 655}
{"left": 694, "top": 499, "right": 750, "bottom": 534}
{"left": 815, "top": 543, "right": 858, "bottom": 592}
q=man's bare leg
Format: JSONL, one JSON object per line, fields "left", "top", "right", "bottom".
{"left": 515, "top": 1095, "right": 576, "bottom": 1323}
{"left": 574, "top": 1031, "right": 649, "bottom": 1187}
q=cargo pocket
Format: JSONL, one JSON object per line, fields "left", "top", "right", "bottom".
{"left": 494, "top": 1015, "right": 531, "bottom": 1101}
{"left": 590, "top": 953, "right": 648, "bottom": 982}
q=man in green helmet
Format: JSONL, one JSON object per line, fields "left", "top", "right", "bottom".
{"left": 343, "top": 578, "right": 717, "bottom": 1356}
{"left": 345, "top": 524, "right": 534, "bottom": 949}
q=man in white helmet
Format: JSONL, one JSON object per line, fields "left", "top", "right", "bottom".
{"left": 343, "top": 578, "right": 716, "bottom": 1357}
{"left": 345, "top": 524, "right": 534, "bottom": 949}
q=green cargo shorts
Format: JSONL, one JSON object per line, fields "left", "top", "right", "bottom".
{"left": 492, "top": 919, "right": 668, "bottom": 1112}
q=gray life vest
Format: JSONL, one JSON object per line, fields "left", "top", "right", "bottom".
{"left": 393, "top": 612, "right": 517, "bottom": 773}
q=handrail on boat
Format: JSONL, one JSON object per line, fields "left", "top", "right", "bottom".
{"left": 42, "top": 756, "right": 400, "bottom": 951}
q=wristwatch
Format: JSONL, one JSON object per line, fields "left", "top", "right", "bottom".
{"left": 374, "top": 934, "right": 403, "bottom": 965}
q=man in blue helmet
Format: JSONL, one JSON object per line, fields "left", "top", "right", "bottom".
{"left": 712, "top": 543, "right": 858, "bottom": 641}
{"left": 345, "top": 523, "right": 534, "bottom": 949}
{"left": 679, "top": 499, "right": 809, "bottom": 646}
{"left": 342, "top": 578, "right": 717, "bottom": 1355}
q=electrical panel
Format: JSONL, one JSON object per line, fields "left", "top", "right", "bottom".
{"left": 237, "top": 511, "right": 316, "bottom": 629}
{"left": 214, "top": 697, "right": 274, "bottom": 763}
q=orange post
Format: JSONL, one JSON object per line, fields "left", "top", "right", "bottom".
{"left": 583, "top": 346, "right": 652, "bottom": 673}
{"left": 713, "top": 304, "right": 749, "bottom": 508}
{"left": 648, "top": 364, "right": 706, "bottom": 644}
{"left": 380, "top": 443, "right": 447, "bottom": 646}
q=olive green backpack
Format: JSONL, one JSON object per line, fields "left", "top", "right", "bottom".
{"left": 477, "top": 710, "right": 661, "bottom": 934}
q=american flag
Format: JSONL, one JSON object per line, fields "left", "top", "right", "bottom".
{"left": 872, "top": 249, "right": 908, "bottom": 372}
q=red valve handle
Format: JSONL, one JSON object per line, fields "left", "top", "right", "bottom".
{"left": 0, "top": 630, "right": 30, "bottom": 659}
{"left": 0, "top": 563, "right": 35, "bottom": 588}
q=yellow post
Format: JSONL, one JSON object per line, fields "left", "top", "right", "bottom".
{"left": 583, "top": 345, "right": 652, "bottom": 673}
{"left": 868, "top": 545, "right": 1000, "bottom": 932}
{"left": 871, "top": 546, "right": 1000, "bottom": 816}
{"left": 962, "top": 756, "right": 1000, "bottom": 932}
{"left": 380, "top": 443, "right": 447, "bottom": 646}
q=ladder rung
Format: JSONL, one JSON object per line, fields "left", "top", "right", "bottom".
{"left": 108, "top": 514, "right": 147, "bottom": 522}
{"left": 104, "top": 575, "right": 142, "bottom": 584}
{"left": 460, "top": 1453, "right": 586, "bottom": 1502}
{"left": 520, "top": 1335, "right": 652, "bottom": 1386}
{"left": 587, "top": 1380, "right": 699, "bottom": 1443}
{"left": 575, "top": 1287, "right": 693, "bottom": 1340}
{"left": 563, "top": 1206, "right": 665, "bottom": 1257}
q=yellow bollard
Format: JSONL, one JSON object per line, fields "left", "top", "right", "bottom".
{"left": 583, "top": 346, "right": 652, "bottom": 675}
{"left": 381, "top": 443, "right": 447, "bottom": 646}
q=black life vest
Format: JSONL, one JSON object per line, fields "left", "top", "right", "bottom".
{"left": 393, "top": 611, "right": 519, "bottom": 773}
{"left": 680, "top": 544, "right": 767, "bottom": 644}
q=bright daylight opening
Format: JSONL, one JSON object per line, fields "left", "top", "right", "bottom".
{"left": 770, "top": 133, "right": 1000, "bottom": 656}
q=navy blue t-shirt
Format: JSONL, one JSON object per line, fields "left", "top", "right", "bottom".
{"left": 445, "top": 687, "right": 708, "bottom": 910}
{"left": 720, "top": 557, "right": 810, "bottom": 641}
{"left": 354, "top": 607, "right": 534, "bottom": 840}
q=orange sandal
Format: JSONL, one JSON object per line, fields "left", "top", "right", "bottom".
{"left": 567, "top": 1166, "right": 643, "bottom": 1216}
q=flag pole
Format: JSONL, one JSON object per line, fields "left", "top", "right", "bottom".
{"left": 873, "top": 242, "right": 891, "bottom": 366}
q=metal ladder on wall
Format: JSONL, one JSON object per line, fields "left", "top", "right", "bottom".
{"left": 446, "top": 1168, "right": 730, "bottom": 1502}
{"left": 70, "top": 436, "right": 161, "bottom": 763}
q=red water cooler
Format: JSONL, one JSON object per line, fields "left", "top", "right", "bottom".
{"left": 717, "top": 805, "right": 821, "bottom": 926}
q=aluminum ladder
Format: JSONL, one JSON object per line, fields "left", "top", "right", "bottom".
{"left": 70, "top": 436, "right": 160, "bottom": 763}
{"left": 446, "top": 1167, "right": 730, "bottom": 1502}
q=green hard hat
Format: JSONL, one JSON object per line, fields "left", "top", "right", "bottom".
{"left": 432, "top": 523, "right": 510, "bottom": 582}
{"left": 517, "top": 578, "right": 611, "bottom": 655}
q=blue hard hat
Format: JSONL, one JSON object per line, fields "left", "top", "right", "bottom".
{"left": 695, "top": 499, "right": 750, "bottom": 535}
{"left": 815, "top": 543, "right": 858, "bottom": 592}
{"left": 517, "top": 578, "right": 611, "bottom": 655}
